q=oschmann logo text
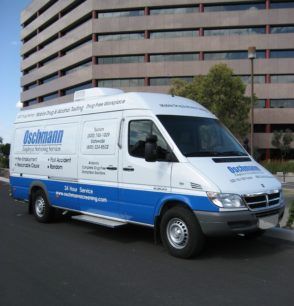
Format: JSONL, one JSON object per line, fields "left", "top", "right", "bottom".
{"left": 23, "top": 129, "right": 64, "bottom": 145}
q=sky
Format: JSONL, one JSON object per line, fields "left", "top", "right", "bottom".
{"left": 0, "top": 0, "right": 31, "bottom": 143}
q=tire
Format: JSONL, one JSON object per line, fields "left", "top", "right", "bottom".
{"left": 160, "top": 206, "right": 205, "bottom": 259}
{"left": 32, "top": 189, "right": 54, "bottom": 223}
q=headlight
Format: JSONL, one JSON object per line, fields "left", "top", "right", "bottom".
{"left": 207, "top": 192, "right": 246, "bottom": 209}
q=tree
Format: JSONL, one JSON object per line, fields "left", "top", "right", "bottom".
{"left": 0, "top": 137, "right": 3, "bottom": 144}
{"left": 271, "top": 129, "right": 293, "bottom": 160}
{"left": 170, "top": 64, "right": 252, "bottom": 140}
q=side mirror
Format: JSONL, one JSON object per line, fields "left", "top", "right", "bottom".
{"left": 145, "top": 134, "right": 158, "bottom": 162}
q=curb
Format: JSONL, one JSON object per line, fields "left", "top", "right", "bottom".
{"left": 264, "top": 227, "right": 294, "bottom": 242}
{"left": 0, "top": 177, "right": 9, "bottom": 183}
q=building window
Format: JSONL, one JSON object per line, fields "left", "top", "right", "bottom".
{"left": 40, "top": 53, "right": 58, "bottom": 66}
{"left": 39, "top": 34, "right": 59, "bottom": 49}
{"left": 204, "top": 27, "right": 265, "bottom": 36}
{"left": 149, "top": 6, "right": 198, "bottom": 15}
{"left": 61, "top": 13, "right": 92, "bottom": 36}
{"left": 97, "top": 55, "right": 144, "bottom": 64}
{"left": 271, "top": 1, "right": 294, "bottom": 9}
{"left": 204, "top": 2, "right": 265, "bottom": 12}
{"left": 60, "top": 0, "right": 87, "bottom": 17}
{"left": 23, "top": 30, "right": 38, "bottom": 43}
{"left": 271, "top": 124, "right": 294, "bottom": 132}
{"left": 22, "top": 13, "right": 37, "bottom": 28}
{"left": 42, "top": 92, "right": 59, "bottom": 102}
{"left": 97, "top": 32, "right": 144, "bottom": 41}
{"left": 271, "top": 26, "right": 294, "bottom": 34}
{"left": 63, "top": 36, "right": 92, "bottom": 55}
{"left": 38, "top": 0, "right": 58, "bottom": 16}
{"left": 271, "top": 75, "right": 294, "bottom": 83}
{"left": 23, "top": 65, "right": 37, "bottom": 75}
{"left": 97, "top": 79, "right": 144, "bottom": 87}
{"left": 255, "top": 100, "right": 266, "bottom": 108}
{"left": 239, "top": 75, "right": 265, "bottom": 84}
{"left": 149, "top": 53, "right": 198, "bottom": 62}
{"left": 150, "top": 77, "right": 193, "bottom": 86}
{"left": 23, "top": 98, "right": 38, "bottom": 106}
{"left": 38, "top": 15, "right": 59, "bottom": 33}
{"left": 204, "top": 51, "right": 265, "bottom": 60}
{"left": 23, "top": 47, "right": 38, "bottom": 59}
{"left": 64, "top": 81, "right": 92, "bottom": 95}
{"left": 97, "top": 10, "right": 144, "bottom": 18}
{"left": 150, "top": 30, "right": 198, "bottom": 39}
{"left": 63, "top": 59, "right": 92, "bottom": 75}
{"left": 270, "top": 99, "right": 294, "bottom": 108}
{"left": 254, "top": 124, "right": 267, "bottom": 133}
{"left": 40, "top": 73, "right": 58, "bottom": 84}
{"left": 270, "top": 50, "right": 294, "bottom": 58}
{"left": 24, "top": 82, "right": 38, "bottom": 91}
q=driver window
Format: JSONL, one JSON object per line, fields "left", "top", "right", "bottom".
{"left": 128, "top": 120, "right": 169, "bottom": 159}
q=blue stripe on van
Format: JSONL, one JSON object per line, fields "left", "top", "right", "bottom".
{"left": 10, "top": 176, "right": 218, "bottom": 225}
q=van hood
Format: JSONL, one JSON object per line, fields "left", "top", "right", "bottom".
{"left": 187, "top": 157, "right": 281, "bottom": 195}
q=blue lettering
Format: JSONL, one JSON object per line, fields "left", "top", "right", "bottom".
{"left": 23, "top": 129, "right": 64, "bottom": 145}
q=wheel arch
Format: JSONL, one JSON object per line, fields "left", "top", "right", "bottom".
{"left": 28, "top": 181, "right": 50, "bottom": 214}
{"left": 153, "top": 196, "right": 194, "bottom": 244}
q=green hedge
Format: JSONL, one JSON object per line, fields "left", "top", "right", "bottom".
{"left": 0, "top": 157, "right": 9, "bottom": 168}
{"left": 261, "top": 160, "right": 294, "bottom": 174}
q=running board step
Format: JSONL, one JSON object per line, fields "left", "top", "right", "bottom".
{"left": 71, "top": 214, "right": 127, "bottom": 228}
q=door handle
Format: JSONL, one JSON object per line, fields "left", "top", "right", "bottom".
{"left": 106, "top": 166, "right": 117, "bottom": 170}
{"left": 123, "top": 167, "right": 134, "bottom": 172}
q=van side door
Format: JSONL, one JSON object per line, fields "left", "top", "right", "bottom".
{"left": 119, "top": 115, "right": 173, "bottom": 225}
{"left": 78, "top": 112, "right": 122, "bottom": 218}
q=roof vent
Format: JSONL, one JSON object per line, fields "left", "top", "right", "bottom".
{"left": 74, "top": 87, "right": 124, "bottom": 102}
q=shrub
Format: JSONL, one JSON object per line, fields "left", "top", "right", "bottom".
{"left": 261, "top": 160, "right": 294, "bottom": 174}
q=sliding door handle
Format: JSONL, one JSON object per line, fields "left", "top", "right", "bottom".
{"left": 123, "top": 167, "right": 134, "bottom": 172}
{"left": 106, "top": 166, "right": 117, "bottom": 170}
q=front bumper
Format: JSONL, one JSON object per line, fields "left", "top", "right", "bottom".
{"left": 194, "top": 204, "right": 285, "bottom": 236}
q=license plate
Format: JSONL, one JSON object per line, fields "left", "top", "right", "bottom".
{"left": 258, "top": 214, "right": 279, "bottom": 230}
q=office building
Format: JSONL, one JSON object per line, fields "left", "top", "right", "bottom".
{"left": 21, "top": 0, "right": 294, "bottom": 158}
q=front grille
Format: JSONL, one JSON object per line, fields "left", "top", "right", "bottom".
{"left": 243, "top": 191, "right": 280, "bottom": 211}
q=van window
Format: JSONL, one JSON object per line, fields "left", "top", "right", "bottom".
{"left": 128, "top": 120, "right": 169, "bottom": 159}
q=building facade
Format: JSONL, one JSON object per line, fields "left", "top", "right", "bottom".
{"left": 20, "top": 0, "right": 294, "bottom": 159}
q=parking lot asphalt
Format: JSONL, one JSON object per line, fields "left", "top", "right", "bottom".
{"left": 0, "top": 181, "right": 293, "bottom": 306}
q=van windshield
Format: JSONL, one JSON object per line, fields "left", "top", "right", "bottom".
{"left": 157, "top": 115, "right": 248, "bottom": 157}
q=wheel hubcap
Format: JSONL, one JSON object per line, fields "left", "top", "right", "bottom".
{"left": 166, "top": 218, "right": 189, "bottom": 249}
{"left": 35, "top": 196, "right": 45, "bottom": 218}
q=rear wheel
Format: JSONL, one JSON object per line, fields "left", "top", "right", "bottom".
{"left": 32, "top": 189, "right": 54, "bottom": 223}
{"left": 160, "top": 206, "right": 204, "bottom": 258}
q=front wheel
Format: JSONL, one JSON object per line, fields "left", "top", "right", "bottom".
{"left": 160, "top": 207, "right": 205, "bottom": 258}
{"left": 32, "top": 190, "right": 54, "bottom": 223}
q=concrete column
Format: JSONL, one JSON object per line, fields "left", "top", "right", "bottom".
{"left": 199, "top": 3, "right": 204, "bottom": 12}
{"left": 266, "top": 0, "right": 270, "bottom": 9}
{"left": 144, "top": 7, "right": 149, "bottom": 15}
{"left": 199, "top": 52, "right": 204, "bottom": 61}
{"left": 265, "top": 98, "right": 271, "bottom": 108}
{"left": 144, "top": 54, "right": 149, "bottom": 62}
{"left": 266, "top": 25, "right": 270, "bottom": 34}
{"left": 144, "top": 77, "right": 149, "bottom": 86}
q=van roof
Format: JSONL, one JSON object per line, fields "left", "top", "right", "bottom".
{"left": 15, "top": 90, "right": 215, "bottom": 124}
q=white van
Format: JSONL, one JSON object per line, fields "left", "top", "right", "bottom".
{"left": 10, "top": 88, "right": 285, "bottom": 258}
